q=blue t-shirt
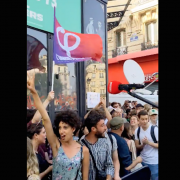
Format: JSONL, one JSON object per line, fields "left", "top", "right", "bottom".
{"left": 109, "top": 132, "right": 132, "bottom": 177}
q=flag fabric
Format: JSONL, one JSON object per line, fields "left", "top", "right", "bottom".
{"left": 53, "top": 9, "right": 103, "bottom": 64}
{"left": 27, "top": 35, "right": 47, "bottom": 70}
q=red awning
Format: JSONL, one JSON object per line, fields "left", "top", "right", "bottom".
{"left": 108, "top": 48, "right": 158, "bottom": 64}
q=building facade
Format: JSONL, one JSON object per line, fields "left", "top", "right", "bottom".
{"left": 108, "top": 0, "right": 158, "bottom": 58}
{"left": 107, "top": 0, "right": 158, "bottom": 93}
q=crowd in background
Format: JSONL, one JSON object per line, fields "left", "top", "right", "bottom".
{"left": 27, "top": 72, "right": 158, "bottom": 180}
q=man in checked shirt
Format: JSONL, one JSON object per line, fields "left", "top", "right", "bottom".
{"left": 80, "top": 109, "right": 114, "bottom": 180}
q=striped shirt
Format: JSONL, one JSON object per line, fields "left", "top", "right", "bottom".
{"left": 80, "top": 135, "right": 114, "bottom": 180}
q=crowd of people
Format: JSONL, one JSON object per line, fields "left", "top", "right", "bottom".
{"left": 27, "top": 71, "right": 158, "bottom": 180}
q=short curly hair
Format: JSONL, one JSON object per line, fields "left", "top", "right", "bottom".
{"left": 85, "top": 109, "right": 106, "bottom": 133}
{"left": 54, "top": 110, "right": 81, "bottom": 138}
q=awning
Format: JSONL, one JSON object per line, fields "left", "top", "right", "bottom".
{"left": 108, "top": 48, "right": 158, "bottom": 64}
{"left": 107, "top": 0, "right": 136, "bottom": 31}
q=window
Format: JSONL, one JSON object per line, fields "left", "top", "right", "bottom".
{"left": 27, "top": 28, "right": 47, "bottom": 109}
{"left": 92, "top": 73, "right": 96, "bottom": 78}
{"left": 146, "top": 21, "right": 158, "bottom": 44}
{"left": 91, "top": 81, "right": 95, "bottom": 87}
{"left": 100, "top": 81, "right": 104, "bottom": 86}
{"left": 100, "top": 89, "right": 105, "bottom": 94}
{"left": 54, "top": 63, "right": 77, "bottom": 111}
{"left": 116, "top": 30, "right": 126, "bottom": 47}
{"left": 99, "top": 73, "right": 104, "bottom": 78}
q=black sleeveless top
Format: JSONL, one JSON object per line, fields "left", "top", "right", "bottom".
{"left": 36, "top": 153, "right": 52, "bottom": 180}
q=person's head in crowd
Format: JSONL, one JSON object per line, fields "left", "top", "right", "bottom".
{"left": 123, "top": 100, "right": 131, "bottom": 109}
{"left": 137, "top": 110, "right": 149, "bottom": 128}
{"left": 131, "top": 101, "right": 135, "bottom": 108}
{"left": 53, "top": 110, "right": 81, "bottom": 142}
{"left": 126, "top": 109, "right": 131, "bottom": 122}
{"left": 78, "top": 124, "right": 89, "bottom": 139}
{"left": 144, "top": 104, "right": 152, "bottom": 113}
{"left": 110, "top": 117, "right": 127, "bottom": 136}
{"left": 27, "top": 123, "right": 46, "bottom": 146}
{"left": 109, "top": 107, "right": 122, "bottom": 118}
{"left": 130, "top": 115, "right": 139, "bottom": 128}
{"left": 123, "top": 113, "right": 127, "bottom": 119}
{"left": 27, "top": 137, "right": 39, "bottom": 177}
{"left": 134, "top": 101, "right": 137, "bottom": 107}
{"left": 149, "top": 109, "right": 158, "bottom": 125}
{"left": 136, "top": 103, "right": 144, "bottom": 114}
{"left": 111, "top": 102, "right": 121, "bottom": 109}
{"left": 130, "top": 109, "right": 137, "bottom": 116}
{"left": 121, "top": 123, "right": 132, "bottom": 140}
{"left": 27, "top": 109, "right": 37, "bottom": 124}
{"left": 85, "top": 109, "right": 107, "bottom": 138}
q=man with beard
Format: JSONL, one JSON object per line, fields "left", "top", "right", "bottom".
{"left": 80, "top": 109, "right": 114, "bottom": 180}
{"left": 121, "top": 100, "right": 131, "bottom": 113}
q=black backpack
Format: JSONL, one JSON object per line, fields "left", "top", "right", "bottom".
{"left": 137, "top": 125, "right": 158, "bottom": 144}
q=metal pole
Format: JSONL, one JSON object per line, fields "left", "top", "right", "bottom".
{"left": 128, "top": 92, "right": 158, "bottom": 108}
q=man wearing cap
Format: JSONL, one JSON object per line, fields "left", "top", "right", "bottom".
{"left": 108, "top": 117, "right": 132, "bottom": 178}
{"left": 136, "top": 103, "right": 144, "bottom": 114}
{"left": 149, "top": 109, "right": 158, "bottom": 126}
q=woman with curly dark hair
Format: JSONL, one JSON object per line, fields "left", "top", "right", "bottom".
{"left": 27, "top": 72, "right": 90, "bottom": 180}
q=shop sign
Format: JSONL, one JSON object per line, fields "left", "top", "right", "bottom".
{"left": 130, "top": 33, "right": 138, "bottom": 42}
{"left": 27, "top": 0, "right": 81, "bottom": 33}
{"left": 144, "top": 73, "right": 158, "bottom": 82}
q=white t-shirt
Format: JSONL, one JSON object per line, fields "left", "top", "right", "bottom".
{"left": 135, "top": 124, "right": 158, "bottom": 164}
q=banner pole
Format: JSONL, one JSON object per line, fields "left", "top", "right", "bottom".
{"left": 51, "top": 61, "right": 55, "bottom": 91}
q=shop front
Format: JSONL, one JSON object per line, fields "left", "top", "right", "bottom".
{"left": 27, "top": 0, "right": 108, "bottom": 122}
{"left": 108, "top": 48, "right": 158, "bottom": 93}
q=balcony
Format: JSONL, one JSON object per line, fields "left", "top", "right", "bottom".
{"left": 112, "top": 46, "right": 128, "bottom": 58}
{"left": 141, "top": 41, "right": 158, "bottom": 51}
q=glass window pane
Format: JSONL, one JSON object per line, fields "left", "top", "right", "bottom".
{"left": 53, "top": 63, "right": 77, "bottom": 111}
{"left": 84, "top": 0, "right": 107, "bottom": 107}
{"left": 27, "top": 28, "right": 47, "bottom": 109}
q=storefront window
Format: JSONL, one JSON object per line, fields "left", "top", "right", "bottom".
{"left": 84, "top": 0, "right": 107, "bottom": 108}
{"left": 27, "top": 28, "right": 47, "bottom": 109}
{"left": 53, "top": 63, "right": 77, "bottom": 111}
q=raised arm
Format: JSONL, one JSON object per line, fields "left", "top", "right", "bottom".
{"left": 32, "top": 91, "right": 54, "bottom": 124}
{"left": 100, "top": 99, "right": 112, "bottom": 129}
{"left": 27, "top": 72, "right": 59, "bottom": 156}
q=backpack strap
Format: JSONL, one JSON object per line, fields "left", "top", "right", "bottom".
{"left": 81, "top": 139, "right": 98, "bottom": 171}
{"left": 137, "top": 126, "right": 141, "bottom": 145}
{"left": 107, "top": 133, "right": 113, "bottom": 148}
{"left": 74, "top": 146, "right": 83, "bottom": 180}
{"left": 150, "top": 125, "right": 158, "bottom": 143}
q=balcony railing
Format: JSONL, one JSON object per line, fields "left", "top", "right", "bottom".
{"left": 112, "top": 46, "right": 128, "bottom": 58}
{"left": 141, "top": 41, "right": 158, "bottom": 51}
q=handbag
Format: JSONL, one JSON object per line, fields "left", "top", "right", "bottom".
{"left": 81, "top": 139, "right": 106, "bottom": 180}
{"left": 130, "top": 140, "right": 142, "bottom": 172}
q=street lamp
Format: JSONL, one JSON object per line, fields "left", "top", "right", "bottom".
{"left": 87, "top": 78, "right": 91, "bottom": 92}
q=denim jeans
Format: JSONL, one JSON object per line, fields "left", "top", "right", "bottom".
{"left": 142, "top": 162, "right": 158, "bottom": 180}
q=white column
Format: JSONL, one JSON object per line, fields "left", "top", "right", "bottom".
{"left": 121, "top": 31, "right": 124, "bottom": 46}
{"left": 151, "top": 23, "right": 154, "bottom": 44}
